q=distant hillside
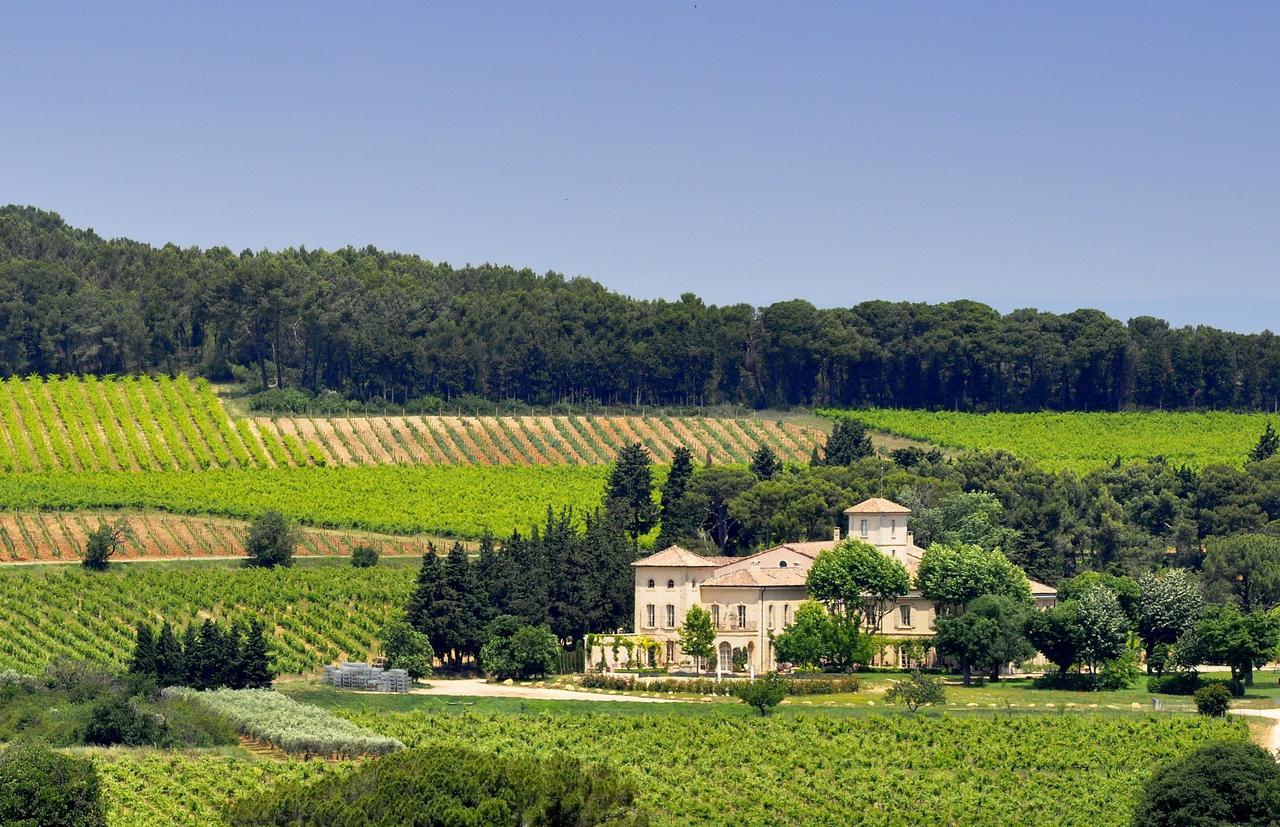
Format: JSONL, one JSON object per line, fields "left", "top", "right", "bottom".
{"left": 3, "top": 205, "right": 1280, "bottom": 412}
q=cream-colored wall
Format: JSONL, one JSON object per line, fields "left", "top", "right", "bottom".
{"left": 846, "top": 512, "right": 915, "bottom": 564}
{"left": 715, "top": 548, "right": 812, "bottom": 576}
{"left": 634, "top": 566, "right": 716, "bottom": 634}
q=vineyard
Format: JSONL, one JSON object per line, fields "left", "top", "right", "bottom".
{"left": 331, "top": 708, "right": 1243, "bottom": 826}
{"left": 0, "top": 511, "right": 454, "bottom": 563}
{"left": 91, "top": 750, "right": 344, "bottom": 827}
{"left": 0, "top": 564, "right": 415, "bottom": 674}
{"left": 0, "top": 466, "right": 612, "bottom": 537}
{"left": 826, "top": 408, "right": 1280, "bottom": 472}
{"left": 250, "top": 411, "right": 822, "bottom": 466}
{"left": 0, "top": 374, "right": 823, "bottom": 471}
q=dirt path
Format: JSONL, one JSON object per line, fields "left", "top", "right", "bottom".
{"left": 412, "top": 678, "right": 675, "bottom": 703}
{"left": 1231, "top": 708, "right": 1280, "bottom": 754}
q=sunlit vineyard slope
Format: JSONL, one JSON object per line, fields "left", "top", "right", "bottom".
{"left": 826, "top": 408, "right": 1279, "bottom": 472}
{"left": 0, "top": 563, "right": 414, "bottom": 674}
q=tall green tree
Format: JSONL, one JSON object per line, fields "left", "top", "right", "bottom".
{"left": 806, "top": 539, "right": 910, "bottom": 631}
{"left": 1202, "top": 534, "right": 1280, "bottom": 611}
{"left": 821, "top": 419, "right": 874, "bottom": 466}
{"left": 677, "top": 605, "right": 716, "bottom": 673}
{"left": 749, "top": 444, "right": 781, "bottom": 480}
{"left": 127, "top": 622, "right": 157, "bottom": 679}
{"left": 240, "top": 621, "right": 274, "bottom": 688}
{"left": 1249, "top": 422, "right": 1279, "bottom": 463}
{"left": 1175, "top": 604, "right": 1280, "bottom": 685}
{"left": 244, "top": 510, "right": 298, "bottom": 568}
{"left": 655, "top": 445, "right": 698, "bottom": 549}
{"left": 605, "top": 443, "right": 658, "bottom": 549}
{"left": 1136, "top": 569, "right": 1203, "bottom": 669}
{"left": 916, "top": 543, "right": 1032, "bottom": 616}
{"left": 1074, "top": 587, "right": 1129, "bottom": 683}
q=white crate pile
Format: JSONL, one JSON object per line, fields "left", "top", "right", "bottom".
{"left": 322, "top": 662, "right": 414, "bottom": 693}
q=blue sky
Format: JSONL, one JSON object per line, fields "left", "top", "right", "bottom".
{"left": 2, "top": 3, "right": 1277, "bottom": 331}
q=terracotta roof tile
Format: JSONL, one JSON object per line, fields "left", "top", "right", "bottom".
{"left": 844, "top": 497, "right": 911, "bottom": 514}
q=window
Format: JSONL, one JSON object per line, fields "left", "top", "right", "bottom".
{"left": 737, "top": 605, "right": 747, "bottom": 628}
{"left": 899, "top": 604, "right": 912, "bottom": 627}
{"left": 666, "top": 579, "right": 675, "bottom": 589}
{"left": 647, "top": 578, "right": 655, "bottom": 589}
{"left": 890, "top": 519, "right": 897, "bottom": 535}
{"left": 711, "top": 605, "right": 720, "bottom": 628}
{"left": 778, "top": 560, "right": 787, "bottom": 568}
{"left": 665, "top": 604, "right": 675, "bottom": 628}
{"left": 645, "top": 604, "right": 655, "bottom": 628}
{"left": 784, "top": 604, "right": 791, "bottom": 626}
{"left": 860, "top": 519, "right": 869, "bottom": 536}
{"left": 665, "top": 641, "right": 675, "bottom": 662}
{"left": 768, "top": 605, "right": 775, "bottom": 629}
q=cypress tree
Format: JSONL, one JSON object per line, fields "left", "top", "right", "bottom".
{"left": 1250, "top": 422, "right": 1279, "bottom": 463}
{"left": 181, "top": 624, "right": 199, "bottom": 686}
{"left": 192, "top": 620, "right": 223, "bottom": 690}
{"left": 822, "top": 419, "right": 874, "bottom": 466}
{"left": 655, "top": 446, "right": 697, "bottom": 549}
{"left": 749, "top": 444, "right": 781, "bottom": 480}
{"left": 605, "top": 442, "right": 658, "bottom": 549}
{"left": 240, "top": 621, "right": 274, "bottom": 688}
{"left": 440, "top": 541, "right": 483, "bottom": 664}
{"left": 407, "top": 546, "right": 442, "bottom": 635}
{"left": 128, "top": 622, "right": 157, "bottom": 678}
{"left": 154, "top": 621, "right": 184, "bottom": 687}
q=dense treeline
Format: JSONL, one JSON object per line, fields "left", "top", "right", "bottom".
{"left": 3, "top": 205, "right": 1280, "bottom": 411}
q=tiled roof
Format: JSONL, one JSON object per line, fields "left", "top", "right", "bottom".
{"left": 844, "top": 497, "right": 911, "bottom": 514}
{"left": 631, "top": 546, "right": 730, "bottom": 568}
{"left": 1028, "top": 579, "right": 1058, "bottom": 596}
{"left": 701, "top": 568, "right": 809, "bottom": 588}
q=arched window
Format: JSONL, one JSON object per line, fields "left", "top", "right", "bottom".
{"left": 666, "top": 579, "right": 675, "bottom": 589}
{"left": 647, "top": 578, "right": 655, "bottom": 589}
{"left": 783, "top": 604, "right": 791, "bottom": 626}
{"left": 768, "top": 604, "right": 775, "bottom": 629}
{"left": 778, "top": 560, "right": 788, "bottom": 568}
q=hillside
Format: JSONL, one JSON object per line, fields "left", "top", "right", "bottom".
{"left": 4, "top": 206, "right": 1280, "bottom": 413}
{"left": 831, "top": 408, "right": 1280, "bottom": 472}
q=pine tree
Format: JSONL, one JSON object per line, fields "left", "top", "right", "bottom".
{"left": 1250, "top": 422, "right": 1279, "bottom": 463}
{"left": 154, "top": 621, "right": 184, "bottom": 687}
{"left": 605, "top": 442, "right": 658, "bottom": 549}
{"left": 655, "top": 446, "right": 697, "bottom": 549}
{"left": 440, "top": 541, "right": 483, "bottom": 665}
{"left": 749, "top": 444, "right": 781, "bottom": 480}
{"left": 128, "top": 622, "right": 157, "bottom": 678}
{"left": 192, "top": 620, "right": 223, "bottom": 690}
{"left": 240, "top": 621, "right": 274, "bottom": 688}
{"left": 822, "top": 419, "right": 874, "bottom": 466}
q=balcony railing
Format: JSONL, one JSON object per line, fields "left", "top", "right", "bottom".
{"left": 714, "top": 620, "right": 758, "bottom": 632}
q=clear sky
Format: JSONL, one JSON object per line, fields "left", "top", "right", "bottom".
{"left": 3, "top": 2, "right": 1277, "bottom": 331}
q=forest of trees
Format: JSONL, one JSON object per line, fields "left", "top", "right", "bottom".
{"left": 3, "top": 205, "right": 1280, "bottom": 412}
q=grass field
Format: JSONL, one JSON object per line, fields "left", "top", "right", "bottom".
{"left": 826, "top": 408, "right": 1279, "bottom": 472}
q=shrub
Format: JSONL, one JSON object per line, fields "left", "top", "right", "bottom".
{"left": 350, "top": 544, "right": 379, "bottom": 568}
{"left": 577, "top": 674, "right": 860, "bottom": 696}
{"left": 884, "top": 671, "right": 946, "bottom": 712}
{"left": 82, "top": 520, "right": 128, "bottom": 571}
{"left": 0, "top": 740, "right": 106, "bottom": 827}
{"left": 226, "top": 746, "right": 647, "bottom": 826}
{"left": 380, "top": 619, "right": 433, "bottom": 681}
{"left": 1132, "top": 740, "right": 1280, "bottom": 826}
{"left": 42, "top": 659, "right": 119, "bottom": 703}
{"left": 82, "top": 693, "right": 167, "bottom": 746}
{"left": 1194, "top": 684, "right": 1231, "bottom": 717}
{"left": 481, "top": 624, "right": 559, "bottom": 681}
{"left": 1147, "top": 672, "right": 1244, "bottom": 698}
{"left": 247, "top": 388, "right": 315, "bottom": 414}
{"left": 244, "top": 510, "right": 298, "bottom": 568}
{"left": 737, "top": 673, "right": 788, "bottom": 715}
{"left": 1033, "top": 668, "right": 1136, "bottom": 692}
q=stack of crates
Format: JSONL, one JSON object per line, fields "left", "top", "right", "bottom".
{"left": 321, "top": 662, "right": 413, "bottom": 693}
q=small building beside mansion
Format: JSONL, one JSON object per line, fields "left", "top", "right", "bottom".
{"left": 594, "top": 497, "right": 1056, "bottom": 674}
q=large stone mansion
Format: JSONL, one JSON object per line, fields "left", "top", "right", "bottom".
{"left": 596, "top": 497, "right": 1056, "bottom": 674}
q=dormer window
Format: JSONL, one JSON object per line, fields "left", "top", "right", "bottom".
{"left": 666, "top": 579, "right": 675, "bottom": 589}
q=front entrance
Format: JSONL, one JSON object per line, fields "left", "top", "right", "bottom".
{"left": 718, "top": 641, "right": 732, "bottom": 673}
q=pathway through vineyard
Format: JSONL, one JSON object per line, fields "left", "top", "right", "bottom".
{"left": 1231, "top": 708, "right": 1280, "bottom": 756}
